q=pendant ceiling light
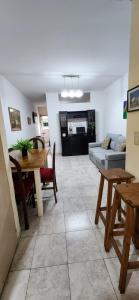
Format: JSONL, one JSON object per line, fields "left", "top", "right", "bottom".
{"left": 75, "top": 89, "right": 83, "bottom": 98}
{"left": 61, "top": 89, "right": 68, "bottom": 98}
{"left": 61, "top": 75, "right": 84, "bottom": 98}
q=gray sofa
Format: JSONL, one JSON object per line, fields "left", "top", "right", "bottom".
{"left": 89, "top": 133, "right": 126, "bottom": 170}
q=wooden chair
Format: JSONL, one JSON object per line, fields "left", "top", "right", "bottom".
{"left": 105, "top": 183, "right": 139, "bottom": 294}
{"left": 40, "top": 142, "right": 58, "bottom": 203}
{"left": 9, "top": 148, "right": 35, "bottom": 229}
{"left": 29, "top": 137, "right": 45, "bottom": 149}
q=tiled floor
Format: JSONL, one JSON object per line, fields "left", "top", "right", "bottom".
{"left": 2, "top": 155, "right": 139, "bottom": 299}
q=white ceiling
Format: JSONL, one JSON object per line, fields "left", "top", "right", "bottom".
{"left": 0, "top": 0, "right": 131, "bottom": 101}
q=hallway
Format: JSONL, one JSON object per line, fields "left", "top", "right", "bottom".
{"left": 2, "top": 155, "right": 139, "bottom": 300}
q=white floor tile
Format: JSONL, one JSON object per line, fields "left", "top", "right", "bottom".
{"left": 26, "top": 265, "right": 70, "bottom": 300}
{"left": 1, "top": 270, "right": 30, "bottom": 300}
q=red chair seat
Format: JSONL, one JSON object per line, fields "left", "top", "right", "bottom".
{"left": 40, "top": 167, "right": 54, "bottom": 182}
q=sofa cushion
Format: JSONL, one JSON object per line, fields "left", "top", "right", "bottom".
{"left": 89, "top": 147, "right": 107, "bottom": 156}
{"left": 105, "top": 152, "right": 126, "bottom": 161}
{"left": 89, "top": 147, "right": 113, "bottom": 156}
{"left": 107, "top": 133, "right": 125, "bottom": 151}
{"left": 116, "top": 142, "right": 126, "bottom": 152}
{"left": 92, "top": 148, "right": 114, "bottom": 167}
{"left": 115, "top": 136, "right": 126, "bottom": 151}
{"left": 101, "top": 137, "right": 111, "bottom": 149}
{"left": 109, "top": 135, "right": 119, "bottom": 150}
{"left": 110, "top": 140, "right": 116, "bottom": 150}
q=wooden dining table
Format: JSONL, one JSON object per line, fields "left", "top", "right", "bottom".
{"left": 11, "top": 148, "right": 48, "bottom": 216}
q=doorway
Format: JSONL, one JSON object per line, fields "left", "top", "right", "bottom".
{"left": 38, "top": 106, "right": 50, "bottom": 148}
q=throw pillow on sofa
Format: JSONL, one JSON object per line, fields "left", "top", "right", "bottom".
{"left": 101, "top": 137, "right": 111, "bottom": 149}
{"left": 116, "top": 142, "right": 126, "bottom": 152}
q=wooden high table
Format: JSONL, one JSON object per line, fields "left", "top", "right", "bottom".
{"left": 11, "top": 149, "right": 48, "bottom": 216}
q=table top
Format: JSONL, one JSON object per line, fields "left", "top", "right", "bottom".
{"left": 99, "top": 168, "right": 134, "bottom": 182}
{"left": 115, "top": 183, "right": 139, "bottom": 208}
{"left": 10, "top": 149, "right": 48, "bottom": 170}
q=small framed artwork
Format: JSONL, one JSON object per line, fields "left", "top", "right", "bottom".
{"left": 123, "top": 101, "right": 127, "bottom": 119}
{"left": 127, "top": 85, "right": 139, "bottom": 112}
{"left": 8, "top": 107, "right": 21, "bottom": 131}
{"left": 27, "top": 117, "right": 31, "bottom": 125}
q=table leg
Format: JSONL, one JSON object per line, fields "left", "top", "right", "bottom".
{"left": 104, "top": 182, "right": 113, "bottom": 248}
{"left": 95, "top": 174, "right": 104, "bottom": 224}
{"left": 132, "top": 208, "right": 139, "bottom": 249}
{"left": 34, "top": 169, "right": 43, "bottom": 217}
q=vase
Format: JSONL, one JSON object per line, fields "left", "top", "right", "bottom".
{"left": 22, "top": 148, "right": 28, "bottom": 158}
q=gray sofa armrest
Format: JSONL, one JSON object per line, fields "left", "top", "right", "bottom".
{"left": 105, "top": 152, "right": 126, "bottom": 161}
{"left": 89, "top": 142, "right": 102, "bottom": 148}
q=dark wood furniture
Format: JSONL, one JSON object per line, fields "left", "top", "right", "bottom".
{"left": 9, "top": 148, "right": 35, "bottom": 229}
{"left": 11, "top": 148, "right": 47, "bottom": 169}
{"left": 29, "top": 137, "right": 45, "bottom": 149}
{"left": 105, "top": 183, "right": 139, "bottom": 293}
{"left": 95, "top": 168, "right": 134, "bottom": 248}
{"left": 59, "top": 110, "right": 96, "bottom": 156}
{"left": 40, "top": 143, "right": 58, "bottom": 203}
{"left": 10, "top": 148, "right": 48, "bottom": 217}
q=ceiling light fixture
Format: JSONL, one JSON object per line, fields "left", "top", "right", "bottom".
{"left": 61, "top": 89, "right": 68, "bottom": 98}
{"left": 61, "top": 75, "right": 84, "bottom": 98}
{"left": 75, "top": 89, "right": 84, "bottom": 98}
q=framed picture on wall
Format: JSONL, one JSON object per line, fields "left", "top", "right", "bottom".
{"left": 8, "top": 107, "right": 21, "bottom": 131}
{"left": 127, "top": 85, "right": 139, "bottom": 112}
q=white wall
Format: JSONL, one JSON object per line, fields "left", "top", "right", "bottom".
{"left": 103, "top": 73, "right": 128, "bottom": 137}
{"left": 46, "top": 91, "right": 104, "bottom": 153}
{"left": 0, "top": 75, "right": 37, "bottom": 147}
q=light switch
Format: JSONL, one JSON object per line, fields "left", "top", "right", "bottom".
{"left": 134, "top": 132, "right": 139, "bottom": 145}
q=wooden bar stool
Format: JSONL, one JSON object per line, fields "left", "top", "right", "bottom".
{"left": 105, "top": 183, "right": 139, "bottom": 293}
{"left": 95, "top": 168, "right": 134, "bottom": 248}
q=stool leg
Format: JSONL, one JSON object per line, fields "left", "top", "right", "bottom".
{"left": 95, "top": 175, "right": 104, "bottom": 224}
{"left": 104, "top": 182, "right": 113, "bottom": 248}
{"left": 117, "top": 181, "right": 122, "bottom": 222}
{"left": 132, "top": 207, "right": 139, "bottom": 249}
{"left": 119, "top": 206, "right": 134, "bottom": 294}
{"left": 105, "top": 190, "right": 120, "bottom": 251}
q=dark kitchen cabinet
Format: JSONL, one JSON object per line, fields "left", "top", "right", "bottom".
{"left": 59, "top": 110, "right": 96, "bottom": 156}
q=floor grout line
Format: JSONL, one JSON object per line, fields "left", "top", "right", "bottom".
{"left": 24, "top": 269, "right": 31, "bottom": 300}
{"left": 23, "top": 233, "right": 37, "bottom": 300}
{"left": 64, "top": 209, "right": 72, "bottom": 300}
{"left": 103, "top": 258, "right": 119, "bottom": 300}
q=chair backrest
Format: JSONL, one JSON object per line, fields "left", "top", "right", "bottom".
{"left": 52, "top": 142, "right": 56, "bottom": 171}
{"left": 8, "top": 148, "right": 32, "bottom": 231}
{"left": 29, "top": 137, "right": 45, "bottom": 149}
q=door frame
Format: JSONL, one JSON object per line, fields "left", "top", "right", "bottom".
{"left": 0, "top": 97, "right": 20, "bottom": 236}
